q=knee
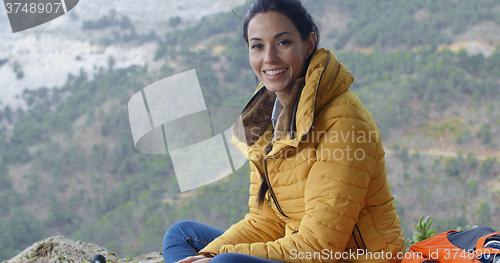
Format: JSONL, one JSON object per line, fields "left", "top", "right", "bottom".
{"left": 164, "top": 220, "right": 197, "bottom": 239}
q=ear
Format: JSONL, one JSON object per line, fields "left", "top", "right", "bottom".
{"left": 305, "top": 31, "right": 316, "bottom": 57}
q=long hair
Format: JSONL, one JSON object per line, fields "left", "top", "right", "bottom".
{"left": 242, "top": 0, "right": 321, "bottom": 208}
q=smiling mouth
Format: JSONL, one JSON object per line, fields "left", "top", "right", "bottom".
{"left": 264, "top": 68, "right": 288, "bottom": 76}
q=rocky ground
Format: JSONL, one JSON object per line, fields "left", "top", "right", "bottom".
{"left": 3, "top": 236, "right": 163, "bottom": 263}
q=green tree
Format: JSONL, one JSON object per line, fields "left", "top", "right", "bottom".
{"left": 445, "top": 157, "right": 460, "bottom": 176}
{"left": 169, "top": 16, "right": 181, "bottom": 27}
{"left": 0, "top": 161, "right": 11, "bottom": 190}
{"left": 476, "top": 124, "right": 491, "bottom": 145}
{"left": 400, "top": 147, "right": 410, "bottom": 163}
{"left": 476, "top": 202, "right": 491, "bottom": 225}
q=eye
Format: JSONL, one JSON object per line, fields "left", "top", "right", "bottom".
{"left": 278, "top": 39, "right": 291, "bottom": 46}
{"left": 251, "top": 43, "right": 263, "bottom": 50}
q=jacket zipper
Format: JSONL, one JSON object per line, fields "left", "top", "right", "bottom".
{"left": 353, "top": 224, "right": 367, "bottom": 250}
{"left": 264, "top": 158, "right": 288, "bottom": 218}
{"left": 249, "top": 158, "right": 285, "bottom": 217}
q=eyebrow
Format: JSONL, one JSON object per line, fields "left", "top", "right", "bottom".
{"left": 249, "top": 31, "right": 293, "bottom": 42}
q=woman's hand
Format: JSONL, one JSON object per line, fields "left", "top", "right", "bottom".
{"left": 175, "top": 255, "right": 212, "bottom": 263}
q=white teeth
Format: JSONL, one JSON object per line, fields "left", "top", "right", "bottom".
{"left": 265, "top": 68, "right": 287, "bottom": 76}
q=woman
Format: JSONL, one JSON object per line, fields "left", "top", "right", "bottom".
{"left": 163, "top": 0, "right": 405, "bottom": 262}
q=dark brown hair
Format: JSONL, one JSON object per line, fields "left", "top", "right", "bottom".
{"left": 243, "top": 0, "right": 320, "bottom": 208}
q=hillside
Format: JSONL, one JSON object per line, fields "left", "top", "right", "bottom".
{"left": 1, "top": 0, "right": 500, "bottom": 261}
{"left": 0, "top": 0, "right": 246, "bottom": 109}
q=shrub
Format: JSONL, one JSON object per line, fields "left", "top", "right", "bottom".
{"left": 400, "top": 147, "right": 410, "bottom": 163}
{"left": 466, "top": 152, "right": 478, "bottom": 168}
{"left": 408, "top": 216, "right": 438, "bottom": 246}
{"left": 465, "top": 179, "right": 478, "bottom": 197}
{"left": 445, "top": 157, "right": 460, "bottom": 176}
{"left": 476, "top": 124, "right": 491, "bottom": 145}
{"left": 169, "top": 16, "right": 182, "bottom": 27}
{"left": 456, "top": 128, "right": 472, "bottom": 144}
{"left": 479, "top": 157, "right": 497, "bottom": 178}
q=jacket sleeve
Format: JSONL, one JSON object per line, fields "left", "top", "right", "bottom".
{"left": 198, "top": 162, "right": 286, "bottom": 256}
{"left": 215, "top": 118, "right": 378, "bottom": 262}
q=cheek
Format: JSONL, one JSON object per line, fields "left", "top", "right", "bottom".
{"left": 249, "top": 55, "right": 261, "bottom": 74}
{"left": 289, "top": 56, "right": 305, "bottom": 73}
{"left": 285, "top": 49, "right": 304, "bottom": 68}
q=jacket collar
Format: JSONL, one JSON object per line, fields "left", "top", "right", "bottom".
{"left": 231, "top": 48, "right": 353, "bottom": 159}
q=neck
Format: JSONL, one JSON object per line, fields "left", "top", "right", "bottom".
{"left": 275, "top": 90, "right": 292, "bottom": 106}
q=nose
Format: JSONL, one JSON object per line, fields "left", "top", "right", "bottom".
{"left": 263, "top": 46, "right": 278, "bottom": 64}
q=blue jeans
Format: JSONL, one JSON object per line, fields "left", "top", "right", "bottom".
{"left": 162, "top": 220, "right": 284, "bottom": 263}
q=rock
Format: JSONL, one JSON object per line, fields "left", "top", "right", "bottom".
{"left": 3, "top": 236, "right": 163, "bottom": 263}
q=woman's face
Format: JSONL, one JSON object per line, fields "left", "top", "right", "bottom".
{"left": 247, "top": 11, "right": 315, "bottom": 100}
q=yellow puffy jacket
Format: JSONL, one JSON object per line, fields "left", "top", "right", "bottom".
{"left": 199, "top": 48, "right": 405, "bottom": 262}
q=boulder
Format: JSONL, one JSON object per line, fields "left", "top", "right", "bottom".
{"left": 3, "top": 236, "right": 163, "bottom": 263}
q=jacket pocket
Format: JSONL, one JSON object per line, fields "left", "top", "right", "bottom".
{"left": 352, "top": 224, "right": 367, "bottom": 250}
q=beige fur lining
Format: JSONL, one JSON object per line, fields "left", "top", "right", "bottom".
{"left": 232, "top": 88, "right": 275, "bottom": 146}
{"left": 232, "top": 77, "right": 306, "bottom": 147}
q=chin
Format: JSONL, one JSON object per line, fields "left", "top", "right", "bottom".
{"left": 263, "top": 84, "right": 283, "bottom": 93}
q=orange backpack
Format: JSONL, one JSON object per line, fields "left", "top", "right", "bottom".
{"left": 403, "top": 226, "right": 500, "bottom": 263}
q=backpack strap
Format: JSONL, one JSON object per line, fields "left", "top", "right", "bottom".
{"left": 475, "top": 232, "right": 500, "bottom": 256}
{"left": 476, "top": 232, "right": 500, "bottom": 248}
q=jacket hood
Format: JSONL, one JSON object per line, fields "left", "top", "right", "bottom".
{"left": 231, "top": 48, "right": 354, "bottom": 159}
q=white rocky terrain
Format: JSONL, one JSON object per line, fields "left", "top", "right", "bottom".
{"left": 0, "top": 0, "right": 247, "bottom": 109}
